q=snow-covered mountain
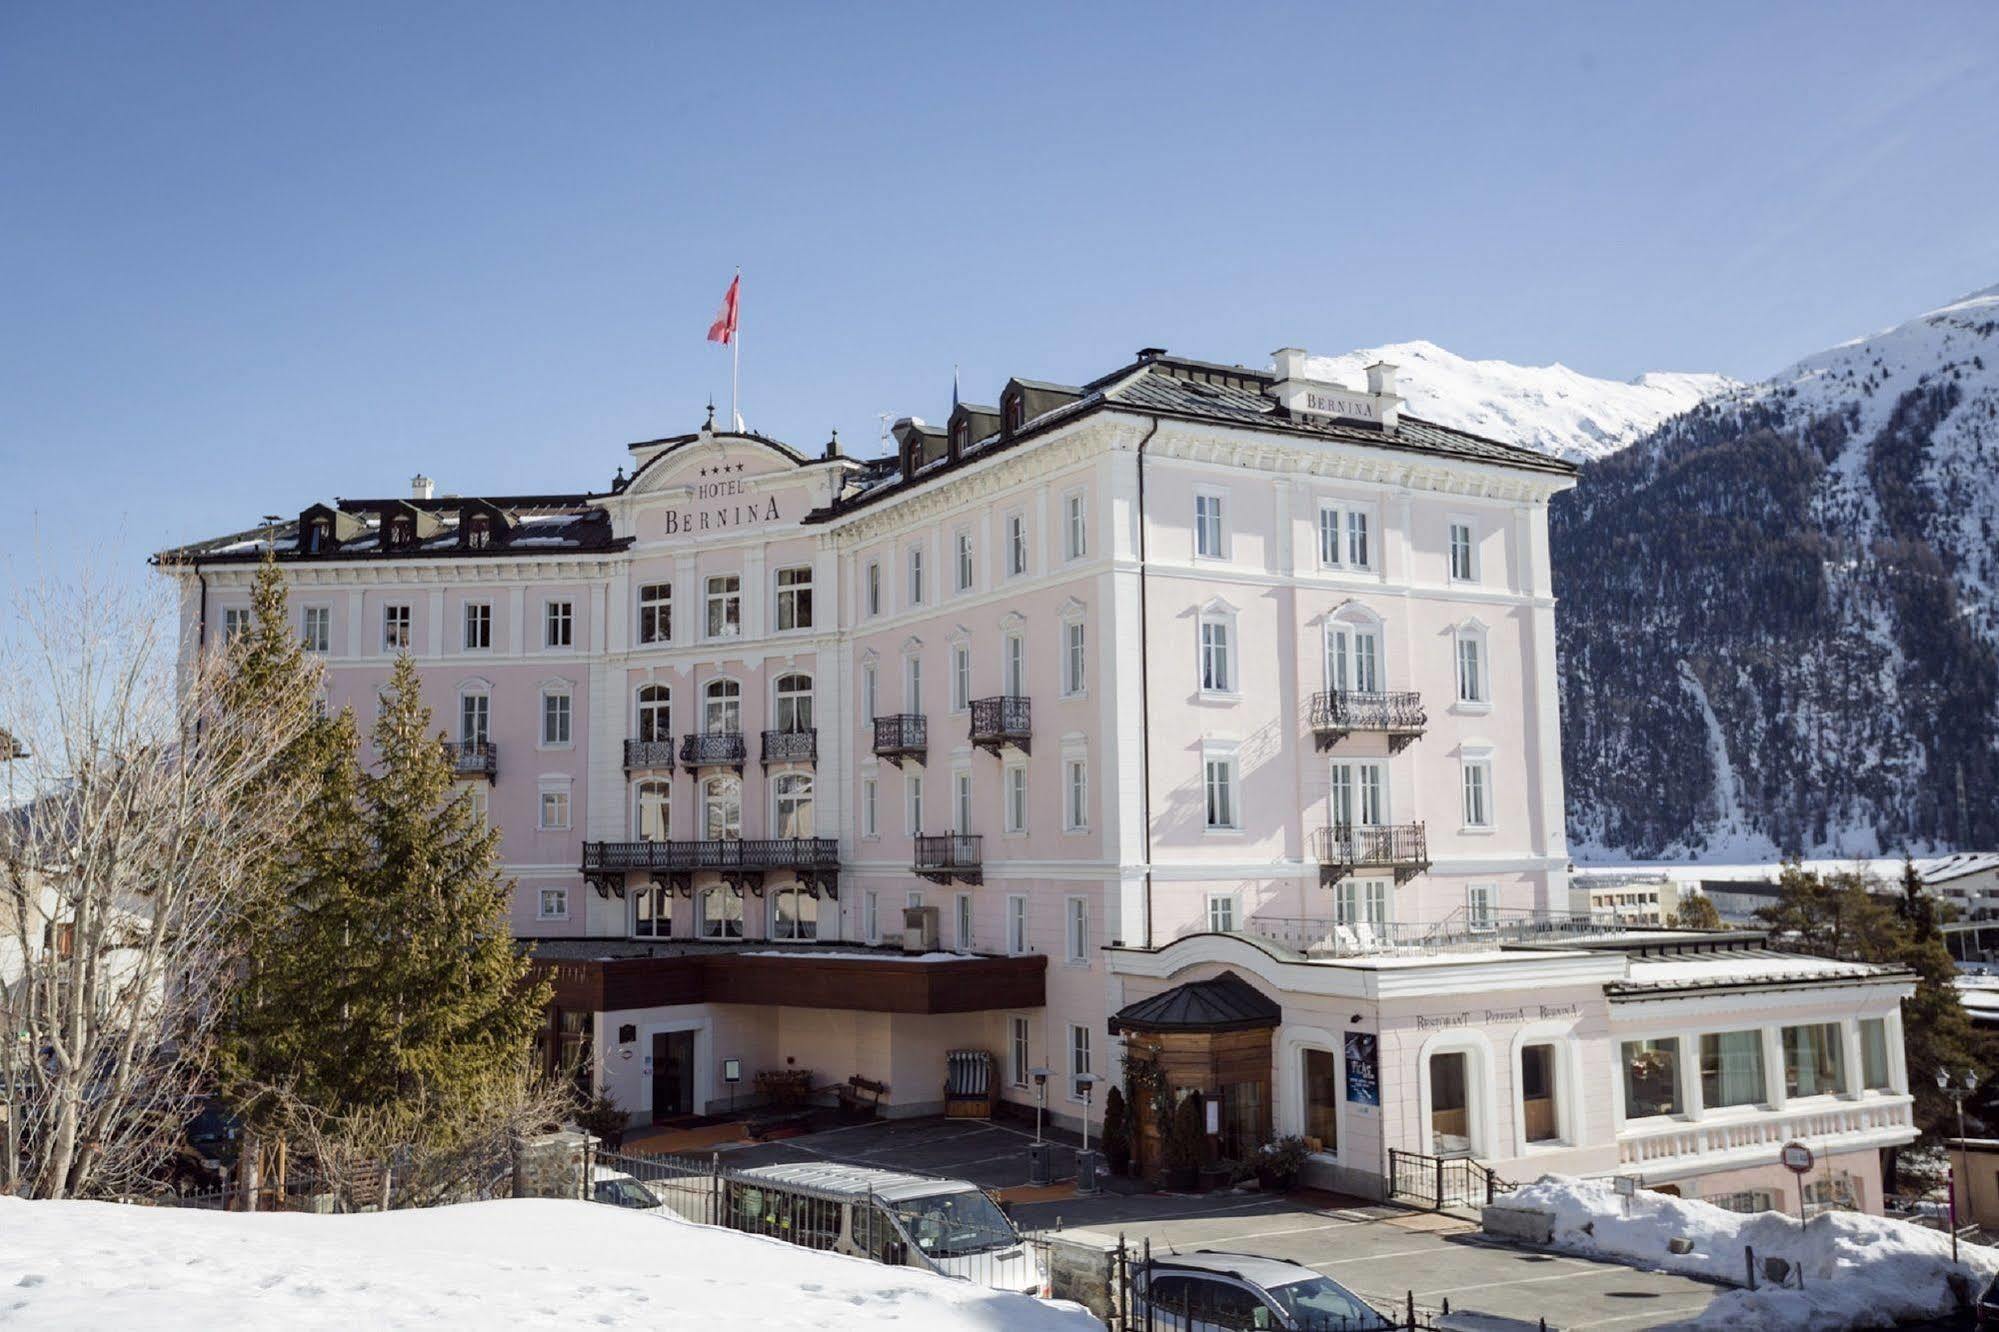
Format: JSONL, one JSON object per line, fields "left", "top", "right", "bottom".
{"left": 1553, "top": 285, "right": 1999, "bottom": 861}
{"left": 1302, "top": 341, "right": 1734, "bottom": 463}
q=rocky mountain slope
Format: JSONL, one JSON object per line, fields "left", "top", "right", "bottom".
{"left": 1550, "top": 286, "right": 1999, "bottom": 860}
{"left": 1302, "top": 341, "right": 1733, "bottom": 463}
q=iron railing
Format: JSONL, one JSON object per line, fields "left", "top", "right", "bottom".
{"left": 1314, "top": 822, "right": 1429, "bottom": 882}
{"left": 624, "top": 738, "right": 677, "bottom": 770}
{"left": 913, "top": 834, "right": 982, "bottom": 883}
{"left": 680, "top": 731, "right": 748, "bottom": 769}
{"left": 1309, "top": 689, "right": 1426, "bottom": 752}
{"left": 581, "top": 838, "right": 839, "bottom": 874}
{"left": 1239, "top": 907, "right": 1626, "bottom": 958}
{"left": 760, "top": 728, "right": 817, "bottom": 766}
{"left": 442, "top": 739, "right": 497, "bottom": 780}
{"left": 872, "top": 714, "right": 926, "bottom": 764}
{"left": 968, "top": 696, "right": 1031, "bottom": 753}
{"left": 1387, "top": 1148, "right": 1515, "bottom": 1210}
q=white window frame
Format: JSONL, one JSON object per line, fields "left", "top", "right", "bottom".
{"left": 537, "top": 886, "right": 570, "bottom": 921}
{"left": 865, "top": 560, "right": 883, "bottom": 618}
{"left": 906, "top": 772, "right": 925, "bottom": 835}
{"left": 1334, "top": 878, "right": 1391, "bottom": 927}
{"left": 1206, "top": 893, "right": 1238, "bottom": 934}
{"left": 1063, "top": 756, "right": 1089, "bottom": 833}
{"left": 540, "top": 687, "right": 574, "bottom": 748}
{"left": 1468, "top": 882, "right": 1497, "bottom": 930}
{"left": 1194, "top": 488, "right": 1228, "bottom": 560}
{"left": 458, "top": 689, "right": 491, "bottom": 745}
{"left": 462, "top": 600, "right": 492, "bottom": 652}
{"left": 1454, "top": 620, "right": 1492, "bottom": 710}
{"left": 1461, "top": 752, "right": 1495, "bottom": 831}
{"left": 1065, "top": 895, "right": 1089, "bottom": 965}
{"left": 300, "top": 604, "right": 331, "bottom": 654}
{"left": 1002, "top": 629, "right": 1027, "bottom": 696}
{"left": 863, "top": 890, "right": 880, "bottom": 944}
{"left": 1002, "top": 763, "right": 1027, "bottom": 835}
{"left": 907, "top": 544, "right": 926, "bottom": 607}
{"left": 903, "top": 651, "right": 923, "bottom": 714}
{"left": 1448, "top": 518, "right": 1479, "bottom": 584}
{"left": 1062, "top": 488, "right": 1087, "bottom": 562}
{"left": 862, "top": 661, "right": 878, "bottom": 723}
{"left": 222, "top": 606, "right": 252, "bottom": 643}
{"left": 704, "top": 574, "right": 742, "bottom": 640}
{"left": 954, "top": 529, "right": 974, "bottom": 594}
{"left": 1203, "top": 744, "right": 1240, "bottom": 832}
{"left": 637, "top": 582, "right": 671, "bottom": 644}
{"left": 1067, "top": 1023, "right": 1093, "bottom": 1103}
{"left": 382, "top": 603, "right": 411, "bottom": 652}
{"left": 537, "top": 782, "right": 572, "bottom": 831}
{"left": 543, "top": 599, "right": 574, "bottom": 650}
{"left": 861, "top": 775, "right": 879, "bottom": 838}
{"left": 774, "top": 566, "right": 813, "bottom": 631}
{"left": 1329, "top": 758, "right": 1389, "bottom": 827}
{"left": 633, "top": 777, "right": 671, "bottom": 841}
{"left": 950, "top": 642, "right": 972, "bottom": 713}
{"left": 955, "top": 893, "right": 973, "bottom": 951}
{"left": 1006, "top": 895, "right": 1028, "bottom": 956}
{"left": 1010, "top": 1015, "right": 1031, "bottom": 1087}
{"left": 1005, "top": 511, "right": 1028, "bottom": 578}
{"left": 1197, "top": 601, "right": 1238, "bottom": 697}
{"left": 1061, "top": 615, "right": 1087, "bottom": 698}
{"left": 952, "top": 768, "right": 973, "bottom": 836}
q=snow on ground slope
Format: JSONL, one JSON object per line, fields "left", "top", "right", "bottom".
{"left": 1300, "top": 341, "right": 1732, "bottom": 463}
{"left": 1503, "top": 1176, "right": 1997, "bottom": 1331}
{"left": 0, "top": 1196, "right": 1098, "bottom": 1331}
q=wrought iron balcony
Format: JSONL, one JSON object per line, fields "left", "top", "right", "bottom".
{"left": 580, "top": 837, "right": 839, "bottom": 898}
{"left": 442, "top": 740, "right": 497, "bottom": 781}
{"left": 624, "top": 738, "right": 677, "bottom": 770}
{"left": 679, "top": 731, "right": 748, "bottom": 773}
{"left": 913, "top": 833, "right": 982, "bottom": 885}
{"left": 1309, "top": 690, "right": 1427, "bottom": 753}
{"left": 968, "top": 696, "right": 1031, "bottom": 756}
{"left": 760, "top": 727, "right": 817, "bottom": 769}
{"left": 1313, "top": 822, "right": 1430, "bottom": 886}
{"left": 872, "top": 714, "right": 926, "bottom": 768}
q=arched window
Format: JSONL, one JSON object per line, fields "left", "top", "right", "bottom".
{"left": 636, "top": 684, "right": 672, "bottom": 742}
{"left": 699, "top": 886, "right": 744, "bottom": 940}
{"left": 774, "top": 674, "right": 813, "bottom": 733}
{"left": 634, "top": 882, "right": 671, "bottom": 938}
{"left": 773, "top": 774, "right": 814, "bottom": 839}
{"left": 704, "top": 678, "right": 741, "bottom": 734}
{"left": 633, "top": 779, "right": 670, "bottom": 841}
{"left": 702, "top": 776, "right": 742, "bottom": 841}
{"left": 772, "top": 888, "right": 818, "bottom": 941}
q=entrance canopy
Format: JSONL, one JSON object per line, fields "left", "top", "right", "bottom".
{"left": 1110, "top": 970, "right": 1280, "bottom": 1035}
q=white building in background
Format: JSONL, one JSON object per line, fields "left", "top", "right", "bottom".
{"left": 158, "top": 344, "right": 1918, "bottom": 1210}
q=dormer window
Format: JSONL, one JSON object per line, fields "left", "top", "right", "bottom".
{"left": 466, "top": 516, "right": 491, "bottom": 550}
{"left": 952, "top": 419, "right": 967, "bottom": 452}
{"left": 387, "top": 518, "right": 412, "bottom": 548}
{"left": 307, "top": 519, "right": 330, "bottom": 554}
{"left": 1003, "top": 393, "right": 1023, "bottom": 434}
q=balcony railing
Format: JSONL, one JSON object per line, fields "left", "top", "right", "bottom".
{"left": 442, "top": 739, "right": 497, "bottom": 781}
{"left": 679, "top": 731, "right": 748, "bottom": 772}
{"left": 1239, "top": 907, "right": 1622, "bottom": 958}
{"left": 1313, "top": 822, "right": 1429, "bottom": 885}
{"left": 1309, "top": 689, "right": 1427, "bottom": 753}
{"left": 969, "top": 696, "right": 1031, "bottom": 756}
{"left": 913, "top": 833, "right": 982, "bottom": 885}
{"left": 760, "top": 728, "right": 817, "bottom": 768}
{"left": 872, "top": 714, "right": 927, "bottom": 768}
{"left": 579, "top": 837, "right": 840, "bottom": 898}
{"left": 624, "top": 738, "right": 677, "bottom": 770}
{"left": 1618, "top": 1095, "right": 1916, "bottom": 1172}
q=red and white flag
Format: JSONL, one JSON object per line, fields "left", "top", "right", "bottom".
{"left": 706, "top": 273, "right": 740, "bottom": 345}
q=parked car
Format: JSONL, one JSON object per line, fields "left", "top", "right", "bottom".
{"left": 164, "top": 1097, "right": 242, "bottom": 1188}
{"left": 591, "top": 1166, "right": 665, "bottom": 1210}
{"left": 722, "top": 1161, "right": 1047, "bottom": 1297}
{"left": 1131, "top": 1251, "right": 1392, "bottom": 1331}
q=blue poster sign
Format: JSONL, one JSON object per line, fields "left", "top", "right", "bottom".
{"left": 1343, "top": 1032, "right": 1380, "bottom": 1107}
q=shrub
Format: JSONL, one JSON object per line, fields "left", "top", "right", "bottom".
{"left": 1100, "top": 1085, "right": 1131, "bottom": 1175}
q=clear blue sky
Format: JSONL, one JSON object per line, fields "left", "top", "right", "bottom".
{"left": 4, "top": 2, "right": 1997, "bottom": 579}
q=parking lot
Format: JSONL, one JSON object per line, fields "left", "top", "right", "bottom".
{"left": 711, "top": 1117, "right": 1725, "bottom": 1329}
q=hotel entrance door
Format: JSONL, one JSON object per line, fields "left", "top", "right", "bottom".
{"left": 651, "top": 1030, "right": 696, "bottom": 1122}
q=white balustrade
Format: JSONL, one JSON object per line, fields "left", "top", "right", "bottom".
{"left": 1617, "top": 1095, "right": 1915, "bottom": 1168}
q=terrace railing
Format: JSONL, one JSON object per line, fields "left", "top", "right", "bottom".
{"left": 1313, "top": 822, "right": 1430, "bottom": 885}
{"left": 913, "top": 833, "right": 982, "bottom": 885}
{"left": 872, "top": 714, "right": 927, "bottom": 767}
{"left": 968, "top": 696, "right": 1032, "bottom": 756}
{"left": 441, "top": 740, "right": 497, "bottom": 781}
{"left": 679, "top": 731, "right": 748, "bottom": 772}
{"left": 759, "top": 727, "right": 817, "bottom": 768}
{"left": 1309, "top": 689, "right": 1427, "bottom": 753}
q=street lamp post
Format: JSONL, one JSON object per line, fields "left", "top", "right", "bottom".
{"left": 1937, "top": 1067, "right": 1981, "bottom": 1266}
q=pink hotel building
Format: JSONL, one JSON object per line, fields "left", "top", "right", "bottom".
{"left": 163, "top": 347, "right": 1917, "bottom": 1210}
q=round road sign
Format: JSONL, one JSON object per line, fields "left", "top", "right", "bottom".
{"left": 1780, "top": 1141, "right": 1814, "bottom": 1174}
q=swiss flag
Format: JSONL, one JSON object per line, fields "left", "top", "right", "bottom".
{"left": 706, "top": 274, "right": 740, "bottom": 345}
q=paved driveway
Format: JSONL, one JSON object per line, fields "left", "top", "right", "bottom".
{"left": 713, "top": 1117, "right": 1723, "bottom": 1329}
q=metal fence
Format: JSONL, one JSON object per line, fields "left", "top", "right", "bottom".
{"left": 1387, "top": 1148, "right": 1515, "bottom": 1210}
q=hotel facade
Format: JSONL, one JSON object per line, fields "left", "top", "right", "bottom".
{"left": 161, "top": 346, "right": 1917, "bottom": 1212}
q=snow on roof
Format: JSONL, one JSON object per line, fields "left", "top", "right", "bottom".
{"left": 1614, "top": 948, "right": 1896, "bottom": 993}
{"left": 1576, "top": 854, "right": 1999, "bottom": 889}
{"left": 737, "top": 1161, "right": 980, "bottom": 1203}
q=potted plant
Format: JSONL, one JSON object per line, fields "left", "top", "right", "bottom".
{"left": 1255, "top": 1135, "right": 1311, "bottom": 1192}
{"left": 1163, "top": 1092, "right": 1205, "bottom": 1191}
{"left": 1100, "top": 1085, "right": 1131, "bottom": 1178}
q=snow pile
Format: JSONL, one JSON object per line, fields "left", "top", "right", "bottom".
{"left": 0, "top": 1196, "right": 1097, "bottom": 1330}
{"left": 1300, "top": 340, "right": 1732, "bottom": 463}
{"left": 1503, "top": 1176, "right": 1997, "bottom": 1331}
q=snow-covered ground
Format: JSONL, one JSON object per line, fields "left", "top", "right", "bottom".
{"left": 1301, "top": 340, "right": 1732, "bottom": 463}
{"left": 0, "top": 1196, "right": 1097, "bottom": 1330}
{"left": 1501, "top": 1177, "right": 1997, "bottom": 1331}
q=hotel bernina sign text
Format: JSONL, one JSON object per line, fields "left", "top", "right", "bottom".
{"left": 660, "top": 474, "right": 783, "bottom": 536}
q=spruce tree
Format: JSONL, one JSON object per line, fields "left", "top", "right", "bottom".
{"left": 1889, "top": 856, "right": 1983, "bottom": 1142}
{"left": 350, "top": 653, "right": 546, "bottom": 1115}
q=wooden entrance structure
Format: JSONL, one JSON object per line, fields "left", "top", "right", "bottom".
{"left": 1110, "top": 971, "right": 1279, "bottom": 1177}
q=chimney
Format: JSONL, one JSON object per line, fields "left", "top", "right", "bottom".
{"left": 1136, "top": 346, "right": 1167, "bottom": 363}
{"left": 1271, "top": 347, "right": 1310, "bottom": 382}
{"left": 411, "top": 474, "right": 434, "bottom": 501}
{"left": 1365, "top": 362, "right": 1398, "bottom": 398}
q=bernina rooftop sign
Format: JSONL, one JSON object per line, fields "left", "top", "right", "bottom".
{"left": 1268, "top": 346, "right": 1402, "bottom": 429}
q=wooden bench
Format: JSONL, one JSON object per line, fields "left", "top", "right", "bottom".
{"left": 835, "top": 1076, "right": 888, "bottom": 1120}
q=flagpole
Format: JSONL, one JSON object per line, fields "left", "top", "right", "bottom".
{"left": 731, "top": 266, "right": 741, "bottom": 431}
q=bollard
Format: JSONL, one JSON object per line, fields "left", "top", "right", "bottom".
{"left": 1744, "top": 1244, "right": 1758, "bottom": 1291}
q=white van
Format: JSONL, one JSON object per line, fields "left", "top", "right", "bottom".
{"left": 723, "top": 1161, "right": 1046, "bottom": 1297}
